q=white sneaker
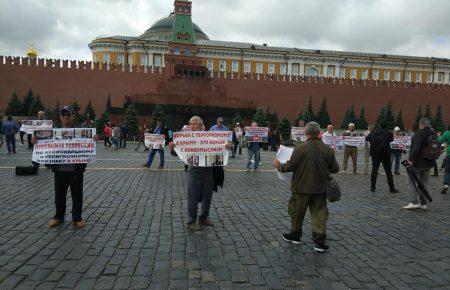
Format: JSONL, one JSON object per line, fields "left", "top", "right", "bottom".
{"left": 419, "top": 204, "right": 427, "bottom": 210}
{"left": 403, "top": 203, "right": 421, "bottom": 210}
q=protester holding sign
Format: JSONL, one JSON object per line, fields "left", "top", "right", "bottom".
{"left": 273, "top": 122, "right": 339, "bottom": 253}
{"left": 32, "top": 106, "right": 98, "bottom": 229}
{"left": 342, "top": 123, "right": 359, "bottom": 174}
{"left": 245, "top": 122, "right": 267, "bottom": 172}
{"left": 366, "top": 121, "right": 399, "bottom": 193}
{"left": 169, "top": 116, "right": 231, "bottom": 231}
{"left": 391, "top": 127, "right": 404, "bottom": 175}
{"left": 143, "top": 119, "right": 167, "bottom": 169}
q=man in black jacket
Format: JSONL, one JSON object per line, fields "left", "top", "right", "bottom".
{"left": 403, "top": 118, "right": 436, "bottom": 210}
{"left": 366, "top": 121, "right": 399, "bottom": 193}
{"left": 33, "top": 106, "right": 96, "bottom": 228}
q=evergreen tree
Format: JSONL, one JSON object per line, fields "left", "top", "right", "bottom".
{"left": 152, "top": 104, "right": 166, "bottom": 125}
{"left": 316, "top": 97, "right": 331, "bottom": 128}
{"left": 348, "top": 105, "right": 357, "bottom": 125}
{"left": 71, "top": 100, "right": 82, "bottom": 125}
{"left": 413, "top": 105, "right": 423, "bottom": 130}
{"left": 96, "top": 97, "right": 112, "bottom": 134}
{"left": 231, "top": 112, "right": 242, "bottom": 126}
{"left": 356, "top": 106, "right": 368, "bottom": 130}
{"left": 396, "top": 110, "right": 405, "bottom": 131}
{"left": 270, "top": 112, "right": 280, "bottom": 129}
{"left": 5, "top": 91, "right": 23, "bottom": 116}
{"left": 105, "top": 91, "right": 112, "bottom": 113}
{"left": 124, "top": 104, "right": 139, "bottom": 136}
{"left": 53, "top": 99, "right": 61, "bottom": 127}
{"left": 385, "top": 101, "right": 396, "bottom": 130}
{"left": 44, "top": 108, "right": 54, "bottom": 121}
{"left": 423, "top": 102, "right": 433, "bottom": 124}
{"left": 302, "top": 96, "right": 315, "bottom": 123}
{"left": 278, "top": 116, "right": 291, "bottom": 143}
{"left": 253, "top": 108, "right": 268, "bottom": 127}
{"left": 28, "top": 93, "right": 45, "bottom": 116}
{"left": 22, "top": 88, "right": 35, "bottom": 116}
{"left": 83, "top": 100, "right": 96, "bottom": 121}
{"left": 432, "top": 104, "right": 445, "bottom": 132}
{"left": 375, "top": 107, "right": 387, "bottom": 128}
{"left": 340, "top": 108, "right": 350, "bottom": 129}
{"left": 295, "top": 111, "right": 304, "bottom": 124}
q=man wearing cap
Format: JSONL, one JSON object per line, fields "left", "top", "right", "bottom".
{"left": 209, "top": 117, "right": 229, "bottom": 132}
{"left": 391, "top": 127, "right": 403, "bottom": 175}
{"left": 33, "top": 106, "right": 97, "bottom": 228}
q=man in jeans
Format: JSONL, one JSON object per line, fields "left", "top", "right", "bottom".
{"left": 246, "top": 121, "right": 262, "bottom": 172}
{"left": 142, "top": 119, "right": 167, "bottom": 169}
{"left": 273, "top": 122, "right": 339, "bottom": 252}
{"left": 439, "top": 126, "right": 450, "bottom": 194}
{"left": 2, "top": 116, "right": 19, "bottom": 154}
{"left": 403, "top": 118, "right": 436, "bottom": 210}
{"left": 391, "top": 127, "right": 403, "bottom": 175}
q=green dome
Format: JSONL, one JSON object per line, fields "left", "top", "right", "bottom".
{"left": 140, "top": 13, "right": 209, "bottom": 41}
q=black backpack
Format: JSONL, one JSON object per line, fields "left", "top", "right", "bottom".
{"left": 423, "top": 133, "right": 440, "bottom": 161}
{"left": 370, "top": 130, "right": 388, "bottom": 156}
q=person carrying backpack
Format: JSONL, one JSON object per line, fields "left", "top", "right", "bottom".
{"left": 403, "top": 118, "right": 438, "bottom": 210}
{"left": 366, "top": 121, "right": 399, "bottom": 193}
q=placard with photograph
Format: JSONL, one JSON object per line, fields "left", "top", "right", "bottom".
{"left": 244, "top": 127, "right": 269, "bottom": 142}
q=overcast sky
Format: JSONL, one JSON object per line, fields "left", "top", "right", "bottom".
{"left": 0, "top": 0, "right": 449, "bottom": 61}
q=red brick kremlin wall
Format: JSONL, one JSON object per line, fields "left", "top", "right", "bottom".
{"left": 0, "top": 55, "right": 449, "bottom": 128}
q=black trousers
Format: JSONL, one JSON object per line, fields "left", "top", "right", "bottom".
{"left": 54, "top": 171, "right": 84, "bottom": 222}
{"left": 371, "top": 156, "right": 395, "bottom": 190}
{"left": 27, "top": 134, "right": 33, "bottom": 149}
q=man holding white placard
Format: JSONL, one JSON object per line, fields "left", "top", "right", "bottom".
{"left": 143, "top": 119, "right": 167, "bottom": 169}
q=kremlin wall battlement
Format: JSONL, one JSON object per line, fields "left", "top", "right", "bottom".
{"left": 1, "top": 54, "right": 449, "bottom": 128}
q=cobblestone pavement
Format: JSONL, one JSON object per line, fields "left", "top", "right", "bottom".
{"left": 0, "top": 144, "right": 449, "bottom": 290}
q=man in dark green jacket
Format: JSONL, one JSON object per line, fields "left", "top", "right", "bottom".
{"left": 273, "top": 122, "right": 339, "bottom": 253}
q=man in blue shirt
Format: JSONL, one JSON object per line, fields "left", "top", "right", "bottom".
{"left": 209, "top": 117, "right": 229, "bottom": 131}
{"left": 2, "top": 116, "right": 19, "bottom": 154}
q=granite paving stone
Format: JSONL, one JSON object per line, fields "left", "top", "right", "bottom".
{"left": 0, "top": 145, "right": 449, "bottom": 289}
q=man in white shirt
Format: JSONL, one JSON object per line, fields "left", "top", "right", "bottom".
{"left": 322, "top": 125, "right": 337, "bottom": 137}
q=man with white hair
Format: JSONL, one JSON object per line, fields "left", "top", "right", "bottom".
{"left": 273, "top": 122, "right": 339, "bottom": 253}
{"left": 322, "top": 125, "right": 336, "bottom": 137}
{"left": 170, "top": 116, "right": 230, "bottom": 230}
{"left": 342, "top": 123, "right": 358, "bottom": 174}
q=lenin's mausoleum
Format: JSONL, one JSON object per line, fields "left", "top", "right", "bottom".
{"left": 0, "top": 0, "right": 449, "bottom": 127}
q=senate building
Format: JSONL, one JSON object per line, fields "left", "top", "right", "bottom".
{"left": 89, "top": 1, "right": 450, "bottom": 84}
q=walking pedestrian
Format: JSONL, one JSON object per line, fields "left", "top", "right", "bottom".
{"left": 103, "top": 122, "right": 112, "bottom": 148}
{"left": 111, "top": 123, "right": 121, "bottom": 150}
{"left": 273, "top": 122, "right": 339, "bottom": 252}
{"left": 120, "top": 123, "right": 128, "bottom": 148}
{"left": 342, "top": 123, "right": 358, "bottom": 174}
{"left": 366, "top": 121, "right": 399, "bottom": 193}
{"left": 2, "top": 116, "right": 19, "bottom": 154}
{"left": 403, "top": 118, "right": 437, "bottom": 210}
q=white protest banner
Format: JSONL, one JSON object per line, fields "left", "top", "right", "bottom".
{"left": 390, "top": 136, "right": 411, "bottom": 150}
{"left": 291, "top": 127, "right": 306, "bottom": 142}
{"left": 144, "top": 133, "right": 166, "bottom": 149}
{"left": 343, "top": 136, "right": 366, "bottom": 150}
{"left": 173, "top": 131, "right": 231, "bottom": 167}
{"left": 32, "top": 128, "right": 96, "bottom": 164}
{"left": 276, "top": 145, "right": 294, "bottom": 181}
{"left": 322, "top": 135, "right": 344, "bottom": 151}
{"left": 20, "top": 120, "right": 53, "bottom": 134}
{"left": 244, "top": 127, "right": 269, "bottom": 142}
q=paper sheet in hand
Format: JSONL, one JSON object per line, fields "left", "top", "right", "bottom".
{"left": 276, "top": 145, "right": 294, "bottom": 181}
